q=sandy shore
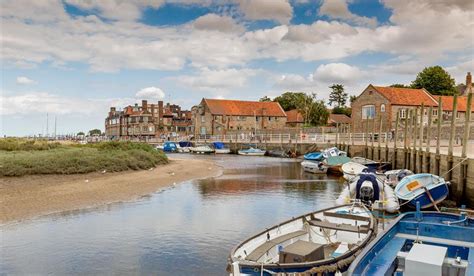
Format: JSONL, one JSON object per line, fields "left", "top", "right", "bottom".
{"left": 0, "top": 158, "right": 221, "bottom": 224}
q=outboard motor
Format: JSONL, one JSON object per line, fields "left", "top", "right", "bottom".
{"left": 356, "top": 173, "right": 380, "bottom": 206}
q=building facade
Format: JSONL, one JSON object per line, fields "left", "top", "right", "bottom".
{"left": 105, "top": 100, "right": 192, "bottom": 139}
{"left": 192, "top": 98, "right": 287, "bottom": 135}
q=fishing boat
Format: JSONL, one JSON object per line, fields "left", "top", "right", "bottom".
{"left": 348, "top": 206, "right": 474, "bottom": 276}
{"left": 178, "top": 141, "right": 193, "bottom": 153}
{"left": 322, "top": 147, "right": 347, "bottom": 158}
{"left": 212, "top": 142, "right": 231, "bottom": 154}
{"left": 384, "top": 169, "right": 413, "bottom": 188}
{"left": 238, "top": 147, "right": 266, "bottom": 156}
{"left": 351, "top": 157, "right": 392, "bottom": 172}
{"left": 227, "top": 203, "right": 377, "bottom": 276}
{"left": 342, "top": 162, "right": 368, "bottom": 180}
{"left": 190, "top": 144, "right": 215, "bottom": 154}
{"left": 336, "top": 172, "right": 399, "bottom": 213}
{"left": 324, "top": 156, "right": 351, "bottom": 175}
{"left": 301, "top": 160, "right": 327, "bottom": 174}
{"left": 304, "top": 152, "right": 324, "bottom": 161}
{"left": 394, "top": 173, "right": 449, "bottom": 209}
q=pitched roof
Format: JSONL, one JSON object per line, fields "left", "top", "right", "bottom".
{"left": 434, "top": 95, "right": 474, "bottom": 112}
{"left": 203, "top": 99, "right": 286, "bottom": 117}
{"left": 328, "top": 114, "right": 351, "bottom": 124}
{"left": 285, "top": 109, "right": 304, "bottom": 123}
{"left": 372, "top": 85, "right": 438, "bottom": 106}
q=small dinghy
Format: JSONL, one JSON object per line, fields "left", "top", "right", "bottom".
{"left": 322, "top": 147, "right": 347, "bottom": 158}
{"left": 238, "top": 147, "right": 266, "bottom": 156}
{"left": 190, "top": 144, "right": 215, "bottom": 154}
{"left": 304, "top": 152, "right": 323, "bottom": 161}
{"left": 336, "top": 172, "right": 400, "bottom": 213}
{"left": 342, "top": 162, "right": 368, "bottom": 180}
{"left": 228, "top": 203, "right": 377, "bottom": 276}
{"left": 394, "top": 173, "right": 449, "bottom": 209}
{"left": 212, "top": 142, "right": 230, "bottom": 154}
{"left": 301, "top": 160, "right": 327, "bottom": 174}
{"left": 348, "top": 206, "right": 474, "bottom": 276}
{"left": 266, "top": 150, "right": 290, "bottom": 158}
{"left": 324, "top": 156, "right": 351, "bottom": 175}
{"left": 384, "top": 169, "right": 413, "bottom": 188}
{"left": 351, "top": 157, "right": 392, "bottom": 172}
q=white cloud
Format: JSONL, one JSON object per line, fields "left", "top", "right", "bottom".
{"left": 174, "top": 67, "right": 260, "bottom": 91}
{"left": 446, "top": 59, "right": 474, "bottom": 84}
{"left": 313, "top": 63, "right": 365, "bottom": 84}
{"left": 319, "top": 0, "right": 377, "bottom": 27}
{"left": 193, "top": 14, "right": 244, "bottom": 33}
{"left": 16, "top": 76, "right": 37, "bottom": 85}
{"left": 237, "top": 0, "right": 293, "bottom": 24}
{"left": 135, "top": 87, "right": 166, "bottom": 100}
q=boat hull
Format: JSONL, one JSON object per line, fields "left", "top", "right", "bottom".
{"left": 404, "top": 182, "right": 449, "bottom": 209}
{"left": 301, "top": 161, "right": 327, "bottom": 174}
{"left": 215, "top": 148, "right": 231, "bottom": 154}
{"left": 238, "top": 151, "right": 266, "bottom": 156}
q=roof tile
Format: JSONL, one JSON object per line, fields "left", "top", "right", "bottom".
{"left": 204, "top": 99, "right": 286, "bottom": 117}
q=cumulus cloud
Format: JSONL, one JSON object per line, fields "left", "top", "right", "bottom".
{"left": 16, "top": 76, "right": 37, "bottom": 85}
{"left": 319, "top": 0, "right": 377, "bottom": 27}
{"left": 193, "top": 14, "right": 244, "bottom": 33}
{"left": 135, "top": 87, "right": 166, "bottom": 100}
{"left": 237, "top": 0, "right": 293, "bottom": 24}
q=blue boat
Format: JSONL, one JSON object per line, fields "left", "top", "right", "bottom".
{"left": 212, "top": 141, "right": 230, "bottom": 154}
{"left": 162, "top": 141, "right": 179, "bottom": 152}
{"left": 304, "top": 152, "right": 323, "bottom": 161}
{"left": 394, "top": 173, "right": 449, "bottom": 209}
{"left": 348, "top": 205, "right": 474, "bottom": 275}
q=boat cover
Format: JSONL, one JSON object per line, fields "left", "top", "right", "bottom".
{"left": 212, "top": 142, "right": 226, "bottom": 149}
{"left": 356, "top": 173, "right": 380, "bottom": 201}
{"left": 179, "top": 141, "right": 193, "bottom": 147}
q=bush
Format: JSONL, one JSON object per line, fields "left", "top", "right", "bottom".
{"left": 0, "top": 138, "right": 61, "bottom": 151}
{"left": 0, "top": 141, "right": 168, "bottom": 176}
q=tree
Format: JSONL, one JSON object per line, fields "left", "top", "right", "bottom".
{"left": 259, "top": 96, "right": 272, "bottom": 102}
{"left": 332, "top": 106, "right": 351, "bottom": 117}
{"left": 77, "top": 132, "right": 85, "bottom": 136}
{"left": 88, "top": 129, "right": 101, "bottom": 136}
{"left": 390, "top": 83, "right": 409, "bottom": 88}
{"left": 273, "top": 92, "right": 307, "bottom": 111}
{"left": 411, "top": 66, "right": 457, "bottom": 95}
{"left": 308, "top": 100, "right": 330, "bottom": 126}
{"left": 328, "top": 84, "right": 348, "bottom": 107}
{"left": 349, "top": 95, "right": 357, "bottom": 104}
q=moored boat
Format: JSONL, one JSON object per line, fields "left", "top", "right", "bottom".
{"left": 228, "top": 203, "right": 377, "bottom": 276}
{"left": 394, "top": 173, "right": 449, "bottom": 209}
{"left": 304, "top": 152, "right": 324, "bottom": 161}
{"left": 324, "top": 156, "right": 351, "bottom": 175}
{"left": 351, "top": 157, "right": 392, "bottom": 172}
{"left": 190, "top": 144, "right": 215, "bottom": 154}
{"left": 238, "top": 147, "right": 266, "bottom": 156}
{"left": 322, "top": 147, "right": 347, "bottom": 158}
{"left": 342, "top": 162, "right": 368, "bottom": 180}
{"left": 212, "top": 142, "right": 231, "bottom": 154}
{"left": 266, "top": 150, "right": 290, "bottom": 158}
{"left": 178, "top": 141, "right": 193, "bottom": 153}
{"left": 384, "top": 169, "right": 413, "bottom": 188}
{"left": 301, "top": 160, "right": 327, "bottom": 174}
{"left": 162, "top": 141, "right": 180, "bottom": 152}
{"left": 348, "top": 207, "right": 474, "bottom": 276}
{"left": 336, "top": 172, "right": 400, "bottom": 213}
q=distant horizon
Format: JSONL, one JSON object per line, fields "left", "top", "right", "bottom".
{"left": 1, "top": 0, "right": 473, "bottom": 136}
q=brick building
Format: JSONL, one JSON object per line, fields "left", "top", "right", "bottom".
{"left": 192, "top": 98, "right": 287, "bottom": 135}
{"left": 285, "top": 109, "right": 304, "bottom": 127}
{"left": 105, "top": 100, "right": 192, "bottom": 139}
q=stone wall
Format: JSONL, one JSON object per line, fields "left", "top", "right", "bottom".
{"left": 351, "top": 86, "right": 391, "bottom": 133}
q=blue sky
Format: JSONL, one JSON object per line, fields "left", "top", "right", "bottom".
{"left": 1, "top": 0, "right": 473, "bottom": 136}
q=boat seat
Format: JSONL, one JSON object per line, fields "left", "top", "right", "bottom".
{"left": 308, "top": 220, "right": 370, "bottom": 234}
{"left": 246, "top": 230, "right": 307, "bottom": 262}
{"left": 322, "top": 211, "right": 371, "bottom": 222}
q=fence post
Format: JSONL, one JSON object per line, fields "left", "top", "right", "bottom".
{"left": 425, "top": 106, "right": 433, "bottom": 173}
{"left": 418, "top": 104, "right": 424, "bottom": 173}
{"left": 403, "top": 110, "right": 410, "bottom": 169}
{"left": 393, "top": 112, "right": 400, "bottom": 168}
{"left": 436, "top": 98, "right": 443, "bottom": 176}
{"left": 460, "top": 92, "right": 472, "bottom": 204}
{"left": 412, "top": 107, "right": 418, "bottom": 173}
{"left": 447, "top": 95, "right": 458, "bottom": 184}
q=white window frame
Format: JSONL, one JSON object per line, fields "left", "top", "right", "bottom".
{"left": 362, "top": 105, "right": 375, "bottom": 119}
{"left": 380, "top": 104, "right": 386, "bottom": 113}
{"left": 399, "top": 108, "right": 407, "bottom": 119}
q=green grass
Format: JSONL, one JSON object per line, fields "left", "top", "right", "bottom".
{"left": 0, "top": 140, "right": 168, "bottom": 176}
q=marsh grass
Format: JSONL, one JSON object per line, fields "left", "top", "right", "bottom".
{"left": 0, "top": 140, "right": 168, "bottom": 176}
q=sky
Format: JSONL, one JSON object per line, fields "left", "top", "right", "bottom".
{"left": 1, "top": 0, "right": 473, "bottom": 136}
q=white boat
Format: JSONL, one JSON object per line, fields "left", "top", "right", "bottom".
{"left": 394, "top": 173, "right": 449, "bottom": 209}
{"left": 341, "top": 162, "right": 368, "bottom": 180}
{"left": 336, "top": 172, "right": 400, "bottom": 213}
{"left": 228, "top": 203, "right": 377, "bottom": 275}
{"left": 301, "top": 160, "right": 327, "bottom": 174}
{"left": 321, "top": 147, "right": 347, "bottom": 158}
{"left": 190, "top": 145, "right": 215, "bottom": 154}
{"left": 384, "top": 169, "right": 413, "bottom": 188}
{"left": 238, "top": 147, "right": 266, "bottom": 156}
{"left": 212, "top": 142, "right": 231, "bottom": 154}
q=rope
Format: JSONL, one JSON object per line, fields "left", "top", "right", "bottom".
{"left": 440, "top": 156, "right": 469, "bottom": 178}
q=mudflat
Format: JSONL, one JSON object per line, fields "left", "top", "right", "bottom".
{"left": 0, "top": 158, "right": 221, "bottom": 224}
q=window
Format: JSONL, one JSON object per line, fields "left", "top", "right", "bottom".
{"left": 143, "top": 117, "right": 148, "bottom": 123}
{"left": 256, "top": 116, "right": 259, "bottom": 122}
{"left": 380, "top": 104, "right": 386, "bottom": 112}
{"left": 268, "top": 117, "right": 272, "bottom": 121}
{"left": 201, "top": 116, "right": 205, "bottom": 123}
{"left": 433, "top": 109, "right": 438, "bottom": 116}
{"left": 399, "top": 109, "right": 407, "bottom": 119}
{"left": 362, "top": 105, "right": 375, "bottom": 119}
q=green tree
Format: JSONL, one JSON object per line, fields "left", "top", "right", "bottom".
{"left": 390, "top": 83, "right": 409, "bottom": 88}
{"left": 328, "top": 84, "right": 348, "bottom": 107}
{"left": 332, "top": 106, "right": 351, "bottom": 117}
{"left": 349, "top": 95, "right": 357, "bottom": 104}
{"left": 273, "top": 92, "right": 329, "bottom": 126}
{"left": 259, "top": 96, "right": 272, "bottom": 102}
{"left": 77, "top": 132, "right": 85, "bottom": 136}
{"left": 308, "top": 100, "right": 329, "bottom": 126}
{"left": 273, "top": 92, "right": 307, "bottom": 111}
{"left": 88, "top": 129, "right": 102, "bottom": 136}
{"left": 411, "top": 66, "right": 457, "bottom": 95}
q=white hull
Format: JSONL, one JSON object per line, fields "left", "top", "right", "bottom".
{"left": 342, "top": 162, "right": 368, "bottom": 181}
{"left": 190, "top": 146, "right": 215, "bottom": 154}
{"left": 215, "top": 148, "right": 231, "bottom": 154}
{"left": 237, "top": 150, "right": 266, "bottom": 156}
{"left": 301, "top": 161, "right": 327, "bottom": 174}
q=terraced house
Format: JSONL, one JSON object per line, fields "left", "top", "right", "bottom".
{"left": 192, "top": 99, "right": 287, "bottom": 135}
{"left": 105, "top": 100, "right": 192, "bottom": 139}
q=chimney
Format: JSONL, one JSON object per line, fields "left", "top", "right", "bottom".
{"left": 142, "top": 100, "right": 148, "bottom": 111}
{"left": 158, "top": 101, "right": 164, "bottom": 120}
{"left": 467, "top": 72, "right": 472, "bottom": 89}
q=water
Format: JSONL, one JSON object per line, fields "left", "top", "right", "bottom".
{"left": 1, "top": 155, "right": 343, "bottom": 275}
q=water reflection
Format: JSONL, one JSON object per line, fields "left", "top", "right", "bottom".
{"left": 1, "top": 155, "right": 343, "bottom": 275}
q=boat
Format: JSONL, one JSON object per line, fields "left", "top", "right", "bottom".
{"left": 178, "top": 141, "right": 193, "bottom": 153}
{"left": 384, "top": 169, "right": 413, "bottom": 188}
{"left": 227, "top": 203, "right": 377, "bottom": 276}
{"left": 301, "top": 160, "right": 327, "bottom": 174}
{"left": 394, "top": 173, "right": 449, "bottom": 209}
{"left": 324, "top": 156, "right": 351, "bottom": 175}
{"left": 212, "top": 142, "right": 230, "bottom": 154}
{"left": 336, "top": 172, "right": 400, "bottom": 213}
{"left": 348, "top": 206, "right": 474, "bottom": 276}
{"left": 266, "top": 150, "right": 290, "bottom": 158}
{"left": 238, "top": 147, "right": 266, "bottom": 156}
{"left": 322, "top": 147, "right": 347, "bottom": 158}
{"left": 304, "top": 152, "right": 324, "bottom": 161}
{"left": 342, "top": 162, "right": 368, "bottom": 180}
{"left": 351, "top": 157, "right": 392, "bottom": 172}
{"left": 190, "top": 144, "right": 215, "bottom": 154}
{"left": 162, "top": 141, "right": 180, "bottom": 152}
